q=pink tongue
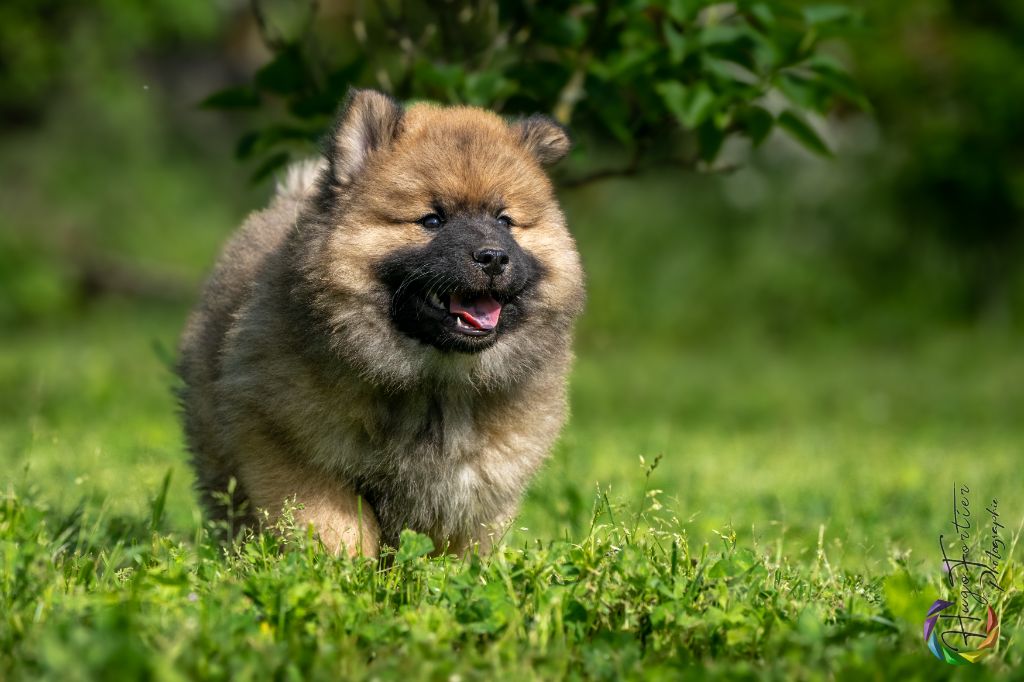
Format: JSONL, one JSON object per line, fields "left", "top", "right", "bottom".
{"left": 448, "top": 293, "right": 502, "bottom": 330}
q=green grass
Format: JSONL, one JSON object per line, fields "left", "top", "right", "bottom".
{"left": 2, "top": 303, "right": 1022, "bottom": 680}
{"left": 3, "top": 74, "right": 1024, "bottom": 680}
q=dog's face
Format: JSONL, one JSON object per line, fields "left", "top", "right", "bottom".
{"left": 374, "top": 204, "right": 543, "bottom": 354}
{"left": 299, "top": 90, "right": 584, "bottom": 388}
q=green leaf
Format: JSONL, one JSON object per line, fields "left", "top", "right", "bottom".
{"left": 585, "top": 76, "right": 633, "bottom": 143}
{"left": 656, "top": 81, "right": 687, "bottom": 119}
{"left": 250, "top": 151, "right": 291, "bottom": 182}
{"left": 531, "top": 8, "right": 587, "bottom": 48}
{"left": 395, "top": 530, "right": 435, "bottom": 563}
{"left": 802, "top": 5, "right": 854, "bottom": 26}
{"left": 741, "top": 105, "right": 774, "bottom": 147}
{"left": 148, "top": 469, "right": 172, "bottom": 531}
{"left": 324, "top": 57, "right": 368, "bottom": 99}
{"left": 699, "top": 25, "right": 750, "bottom": 49}
{"left": 288, "top": 92, "right": 342, "bottom": 119}
{"left": 686, "top": 84, "right": 717, "bottom": 128}
{"left": 243, "top": 124, "right": 320, "bottom": 160}
{"left": 662, "top": 21, "right": 689, "bottom": 65}
{"left": 413, "top": 60, "right": 465, "bottom": 100}
{"left": 776, "top": 110, "right": 831, "bottom": 156}
{"left": 702, "top": 56, "right": 759, "bottom": 91}
{"left": 200, "top": 86, "right": 260, "bottom": 110}
{"left": 749, "top": 3, "right": 776, "bottom": 29}
{"left": 882, "top": 571, "right": 929, "bottom": 632}
{"left": 657, "top": 81, "right": 717, "bottom": 129}
{"left": 707, "top": 557, "right": 733, "bottom": 578}
{"left": 697, "top": 119, "right": 725, "bottom": 162}
{"left": 806, "top": 56, "right": 872, "bottom": 111}
{"left": 255, "top": 45, "right": 312, "bottom": 95}
{"left": 235, "top": 131, "right": 261, "bottom": 160}
{"left": 599, "top": 43, "right": 658, "bottom": 80}
{"left": 666, "top": 0, "right": 702, "bottom": 24}
{"left": 777, "top": 72, "right": 830, "bottom": 112}
{"left": 463, "top": 72, "right": 517, "bottom": 107}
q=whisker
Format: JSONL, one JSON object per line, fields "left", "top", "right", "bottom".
{"left": 390, "top": 262, "right": 433, "bottom": 317}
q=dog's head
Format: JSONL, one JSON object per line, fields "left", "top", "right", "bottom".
{"left": 294, "top": 89, "right": 584, "bottom": 389}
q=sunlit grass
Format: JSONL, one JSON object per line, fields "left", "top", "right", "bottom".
{"left": 2, "top": 302, "right": 1022, "bottom": 679}
{"left": 2, "top": 76, "right": 1022, "bottom": 678}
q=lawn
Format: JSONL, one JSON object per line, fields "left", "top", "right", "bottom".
{"left": 2, "top": 82, "right": 1022, "bottom": 680}
{"left": 2, "top": 297, "right": 1021, "bottom": 680}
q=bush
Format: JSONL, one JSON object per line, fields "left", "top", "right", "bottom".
{"left": 203, "top": 0, "right": 866, "bottom": 182}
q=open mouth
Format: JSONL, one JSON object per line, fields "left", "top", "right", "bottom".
{"left": 425, "top": 291, "right": 503, "bottom": 336}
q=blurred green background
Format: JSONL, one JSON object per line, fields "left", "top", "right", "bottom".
{"left": 1, "top": 0, "right": 1022, "bottom": 572}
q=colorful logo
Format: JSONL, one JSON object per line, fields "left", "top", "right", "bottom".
{"left": 923, "top": 599, "right": 999, "bottom": 664}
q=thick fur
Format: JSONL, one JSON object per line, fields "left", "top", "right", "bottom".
{"left": 178, "top": 90, "right": 585, "bottom": 555}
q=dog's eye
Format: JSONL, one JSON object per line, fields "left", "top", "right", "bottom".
{"left": 497, "top": 215, "right": 513, "bottom": 228}
{"left": 418, "top": 213, "right": 445, "bottom": 229}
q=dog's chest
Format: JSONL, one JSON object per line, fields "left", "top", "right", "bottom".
{"left": 362, "top": 390, "right": 481, "bottom": 460}
{"left": 352, "top": 390, "right": 521, "bottom": 544}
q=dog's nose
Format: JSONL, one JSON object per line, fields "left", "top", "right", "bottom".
{"left": 473, "top": 248, "right": 509, "bottom": 276}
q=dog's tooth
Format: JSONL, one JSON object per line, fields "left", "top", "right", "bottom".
{"left": 429, "top": 292, "right": 443, "bottom": 308}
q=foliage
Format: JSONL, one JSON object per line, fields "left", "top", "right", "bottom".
{"left": 2, "top": 1, "right": 1024, "bottom": 677}
{"left": 202, "top": 0, "right": 867, "bottom": 182}
{"left": 3, "top": 297, "right": 1024, "bottom": 679}
{"left": 850, "top": 0, "right": 1024, "bottom": 316}
{"left": 2, "top": 474, "right": 1021, "bottom": 680}
{"left": 0, "top": 0, "right": 218, "bottom": 124}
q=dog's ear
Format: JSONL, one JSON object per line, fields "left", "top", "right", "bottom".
{"left": 327, "top": 89, "right": 404, "bottom": 185}
{"left": 513, "top": 115, "right": 571, "bottom": 166}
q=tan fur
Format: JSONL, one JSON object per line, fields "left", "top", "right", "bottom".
{"left": 240, "top": 430, "right": 379, "bottom": 556}
{"left": 178, "top": 91, "right": 584, "bottom": 556}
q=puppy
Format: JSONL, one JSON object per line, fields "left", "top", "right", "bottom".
{"left": 178, "top": 89, "right": 585, "bottom": 555}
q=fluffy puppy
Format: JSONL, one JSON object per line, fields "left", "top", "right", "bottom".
{"left": 178, "top": 89, "right": 584, "bottom": 555}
